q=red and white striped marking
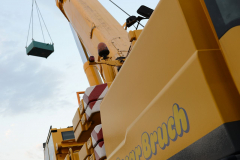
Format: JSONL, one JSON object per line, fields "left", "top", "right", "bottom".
{"left": 94, "top": 141, "right": 106, "bottom": 160}
{"left": 85, "top": 100, "right": 102, "bottom": 120}
{"left": 83, "top": 83, "right": 108, "bottom": 108}
{"left": 91, "top": 124, "right": 103, "bottom": 148}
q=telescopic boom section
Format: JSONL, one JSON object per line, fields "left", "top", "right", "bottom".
{"left": 55, "top": 0, "right": 130, "bottom": 60}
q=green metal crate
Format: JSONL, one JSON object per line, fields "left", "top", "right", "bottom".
{"left": 26, "top": 40, "right": 54, "bottom": 58}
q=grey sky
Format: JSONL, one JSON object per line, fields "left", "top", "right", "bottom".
{"left": 0, "top": 0, "right": 159, "bottom": 159}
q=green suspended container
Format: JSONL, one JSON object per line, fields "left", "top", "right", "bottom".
{"left": 26, "top": 40, "right": 54, "bottom": 58}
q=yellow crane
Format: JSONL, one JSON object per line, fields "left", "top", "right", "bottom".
{"left": 43, "top": 0, "right": 240, "bottom": 160}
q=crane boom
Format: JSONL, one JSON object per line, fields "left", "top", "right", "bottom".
{"left": 55, "top": 0, "right": 130, "bottom": 60}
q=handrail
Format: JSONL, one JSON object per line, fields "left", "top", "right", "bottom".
{"left": 76, "top": 91, "right": 85, "bottom": 105}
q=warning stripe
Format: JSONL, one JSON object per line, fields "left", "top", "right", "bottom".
{"left": 83, "top": 83, "right": 108, "bottom": 108}
{"left": 85, "top": 100, "right": 102, "bottom": 120}
{"left": 91, "top": 124, "right": 103, "bottom": 147}
{"left": 94, "top": 141, "right": 106, "bottom": 160}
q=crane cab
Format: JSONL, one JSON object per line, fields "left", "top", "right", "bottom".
{"left": 43, "top": 126, "right": 83, "bottom": 160}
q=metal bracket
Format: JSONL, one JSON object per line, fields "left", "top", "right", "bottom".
{"left": 89, "top": 58, "right": 125, "bottom": 67}
{"left": 90, "top": 23, "right": 96, "bottom": 39}
{"left": 76, "top": 91, "right": 85, "bottom": 105}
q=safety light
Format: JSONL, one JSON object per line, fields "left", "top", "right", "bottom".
{"left": 98, "top": 42, "right": 109, "bottom": 59}
{"left": 89, "top": 56, "right": 95, "bottom": 62}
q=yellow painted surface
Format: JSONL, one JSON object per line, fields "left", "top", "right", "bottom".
{"left": 56, "top": 0, "right": 130, "bottom": 59}
{"left": 73, "top": 152, "right": 80, "bottom": 160}
{"left": 73, "top": 108, "right": 81, "bottom": 131}
{"left": 178, "top": 0, "right": 218, "bottom": 50}
{"left": 78, "top": 142, "right": 94, "bottom": 160}
{"left": 128, "top": 30, "right": 142, "bottom": 42}
{"left": 79, "top": 99, "right": 85, "bottom": 115}
{"left": 64, "top": 154, "right": 70, "bottom": 160}
{"left": 107, "top": 50, "right": 240, "bottom": 159}
{"left": 89, "top": 154, "right": 95, "bottom": 160}
{"left": 55, "top": 0, "right": 240, "bottom": 159}
{"left": 74, "top": 119, "right": 93, "bottom": 143}
{"left": 200, "top": 0, "right": 221, "bottom": 47}
{"left": 100, "top": 0, "right": 218, "bottom": 156}
{"left": 56, "top": 0, "right": 131, "bottom": 87}
{"left": 128, "top": 31, "right": 136, "bottom": 42}
{"left": 55, "top": 0, "right": 69, "bottom": 21}
{"left": 48, "top": 127, "right": 83, "bottom": 160}
{"left": 134, "top": 30, "right": 142, "bottom": 41}
{"left": 74, "top": 122, "right": 84, "bottom": 142}
{"left": 220, "top": 26, "right": 240, "bottom": 94}
{"left": 52, "top": 127, "right": 73, "bottom": 154}
{"left": 101, "top": 63, "right": 115, "bottom": 84}
{"left": 84, "top": 62, "right": 103, "bottom": 86}
{"left": 87, "top": 137, "right": 93, "bottom": 149}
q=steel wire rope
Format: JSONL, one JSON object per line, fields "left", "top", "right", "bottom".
{"left": 35, "top": 0, "right": 54, "bottom": 44}
{"left": 108, "top": 0, "right": 145, "bottom": 29}
{"left": 35, "top": 0, "right": 45, "bottom": 43}
{"left": 26, "top": 0, "right": 34, "bottom": 47}
{"left": 32, "top": 0, "right": 34, "bottom": 40}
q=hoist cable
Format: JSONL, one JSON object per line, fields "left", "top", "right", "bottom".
{"left": 35, "top": 0, "right": 45, "bottom": 42}
{"left": 35, "top": 0, "right": 53, "bottom": 43}
{"left": 108, "top": 0, "right": 145, "bottom": 28}
{"left": 26, "top": 4, "right": 33, "bottom": 47}
{"left": 109, "top": 0, "right": 130, "bottom": 17}
{"left": 32, "top": 0, "right": 34, "bottom": 40}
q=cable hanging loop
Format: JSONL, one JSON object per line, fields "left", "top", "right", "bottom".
{"left": 26, "top": 0, "right": 54, "bottom": 47}
{"left": 35, "top": 0, "right": 54, "bottom": 44}
{"left": 32, "top": 0, "right": 34, "bottom": 40}
{"left": 35, "top": 0, "right": 45, "bottom": 43}
{"left": 26, "top": 3, "right": 33, "bottom": 47}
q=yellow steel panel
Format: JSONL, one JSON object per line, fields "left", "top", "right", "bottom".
{"left": 64, "top": 154, "right": 70, "bottom": 160}
{"left": 79, "top": 99, "right": 85, "bottom": 115}
{"left": 100, "top": 0, "right": 218, "bottom": 155}
{"left": 78, "top": 142, "right": 94, "bottom": 160}
{"left": 73, "top": 152, "right": 80, "bottom": 160}
{"left": 89, "top": 154, "right": 95, "bottom": 160}
{"left": 73, "top": 108, "right": 81, "bottom": 132}
{"left": 134, "top": 30, "right": 142, "bottom": 40}
{"left": 74, "top": 122, "right": 84, "bottom": 142}
{"left": 107, "top": 50, "right": 240, "bottom": 160}
{"left": 178, "top": 0, "right": 218, "bottom": 50}
{"left": 220, "top": 26, "right": 240, "bottom": 94}
{"left": 52, "top": 127, "right": 74, "bottom": 153}
{"left": 87, "top": 137, "right": 93, "bottom": 150}
{"left": 128, "top": 30, "right": 142, "bottom": 43}
{"left": 58, "top": 0, "right": 130, "bottom": 59}
{"left": 84, "top": 62, "right": 103, "bottom": 86}
{"left": 49, "top": 127, "right": 81, "bottom": 160}
{"left": 54, "top": 0, "right": 240, "bottom": 158}
{"left": 74, "top": 118, "right": 93, "bottom": 143}
{"left": 101, "top": 64, "right": 115, "bottom": 84}
{"left": 128, "top": 31, "right": 136, "bottom": 42}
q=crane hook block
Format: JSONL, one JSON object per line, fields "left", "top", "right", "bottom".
{"left": 26, "top": 40, "right": 54, "bottom": 58}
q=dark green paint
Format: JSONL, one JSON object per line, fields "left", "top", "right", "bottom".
{"left": 26, "top": 40, "right": 54, "bottom": 58}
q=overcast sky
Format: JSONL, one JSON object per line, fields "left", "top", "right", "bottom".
{"left": 0, "top": 0, "right": 159, "bottom": 159}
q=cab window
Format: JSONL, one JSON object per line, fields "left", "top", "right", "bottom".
{"left": 62, "top": 131, "right": 75, "bottom": 140}
{"left": 205, "top": 0, "right": 240, "bottom": 38}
